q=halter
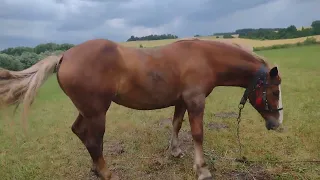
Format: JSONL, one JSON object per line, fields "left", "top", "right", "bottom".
{"left": 239, "top": 65, "right": 283, "bottom": 112}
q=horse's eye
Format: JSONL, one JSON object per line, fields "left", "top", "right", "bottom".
{"left": 273, "top": 90, "right": 280, "bottom": 97}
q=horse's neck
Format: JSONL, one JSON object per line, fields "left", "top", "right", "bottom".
{"left": 203, "top": 40, "right": 269, "bottom": 89}
{"left": 216, "top": 60, "right": 266, "bottom": 88}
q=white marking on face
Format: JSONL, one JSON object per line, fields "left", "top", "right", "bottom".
{"left": 275, "top": 64, "right": 283, "bottom": 124}
{"left": 278, "top": 83, "right": 283, "bottom": 124}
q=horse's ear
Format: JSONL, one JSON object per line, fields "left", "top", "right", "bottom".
{"left": 269, "top": 66, "right": 278, "bottom": 78}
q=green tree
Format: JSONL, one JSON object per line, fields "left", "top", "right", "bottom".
{"left": 56, "top": 43, "right": 74, "bottom": 51}
{"left": 0, "top": 54, "right": 24, "bottom": 71}
{"left": 311, "top": 20, "right": 320, "bottom": 34}
{"left": 1, "top": 47, "right": 34, "bottom": 56}
{"left": 17, "top": 52, "right": 40, "bottom": 69}
{"left": 223, "top": 34, "right": 234, "bottom": 39}
{"left": 126, "top": 34, "right": 178, "bottom": 41}
{"left": 34, "top": 43, "right": 58, "bottom": 54}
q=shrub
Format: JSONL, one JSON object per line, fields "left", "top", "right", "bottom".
{"left": 0, "top": 53, "right": 24, "bottom": 71}
{"left": 223, "top": 34, "right": 234, "bottom": 39}
{"left": 303, "top": 37, "right": 317, "bottom": 45}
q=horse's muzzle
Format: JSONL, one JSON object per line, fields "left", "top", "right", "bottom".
{"left": 266, "top": 117, "right": 280, "bottom": 130}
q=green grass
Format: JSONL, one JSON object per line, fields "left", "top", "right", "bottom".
{"left": 1, "top": 45, "right": 320, "bottom": 180}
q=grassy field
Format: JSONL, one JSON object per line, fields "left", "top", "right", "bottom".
{"left": 0, "top": 45, "right": 320, "bottom": 180}
{"left": 121, "top": 35, "right": 320, "bottom": 49}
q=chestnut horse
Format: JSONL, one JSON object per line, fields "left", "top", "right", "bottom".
{"left": 0, "top": 39, "right": 283, "bottom": 180}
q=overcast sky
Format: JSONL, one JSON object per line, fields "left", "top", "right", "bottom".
{"left": 1, "top": 0, "right": 319, "bottom": 50}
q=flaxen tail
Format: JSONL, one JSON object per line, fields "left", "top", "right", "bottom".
{"left": 0, "top": 55, "right": 62, "bottom": 131}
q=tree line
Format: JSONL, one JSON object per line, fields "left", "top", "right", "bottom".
{"left": 1, "top": 43, "right": 74, "bottom": 56}
{"left": 213, "top": 32, "right": 235, "bottom": 36}
{"left": 126, "top": 34, "right": 178, "bottom": 41}
{"left": 0, "top": 43, "right": 74, "bottom": 71}
{"left": 214, "top": 20, "right": 320, "bottom": 40}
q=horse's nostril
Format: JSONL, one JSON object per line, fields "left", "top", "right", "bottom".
{"left": 266, "top": 123, "right": 271, "bottom": 130}
{"left": 266, "top": 119, "right": 279, "bottom": 131}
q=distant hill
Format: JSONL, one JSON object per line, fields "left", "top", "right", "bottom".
{"left": 211, "top": 20, "right": 320, "bottom": 40}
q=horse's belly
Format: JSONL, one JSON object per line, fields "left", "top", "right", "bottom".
{"left": 112, "top": 65, "right": 182, "bottom": 110}
{"left": 112, "top": 85, "right": 180, "bottom": 110}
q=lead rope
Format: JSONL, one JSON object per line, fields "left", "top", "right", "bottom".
{"left": 235, "top": 104, "right": 248, "bottom": 163}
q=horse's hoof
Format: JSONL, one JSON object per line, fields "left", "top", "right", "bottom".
{"left": 198, "top": 173, "right": 214, "bottom": 180}
{"left": 90, "top": 167, "right": 112, "bottom": 180}
{"left": 199, "top": 177, "right": 213, "bottom": 180}
{"left": 110, "top": 174, "right": 120, "bottom": 180}
{"left": 100, "top": 170, "right": 112, "bottom": 180}
{"left": 171, "top": 147, "right": 184, "bottom": 158}
{"left": 194, "top": 164, "right": 214, "bottom": 180}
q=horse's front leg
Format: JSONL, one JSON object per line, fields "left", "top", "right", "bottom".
{"left": 170, "top": 102, "right": 187, "bottom": 157}
{"left": 184, "top": 93, "right": 213, "bottom": 180}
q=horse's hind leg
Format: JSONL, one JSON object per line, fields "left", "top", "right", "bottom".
{"left": 71, "top": 113, "right": 111, "bottom": 180}
{"left": 169, "top": 102, "right": 186, "bottom": 157}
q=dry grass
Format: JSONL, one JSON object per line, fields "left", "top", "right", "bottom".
{"left": 297, "top": 26, "right": 312, "bottom": 31}
{"left": 121, "top": 35, "right": 320, "bottom": 49}
{"left": 0, "top": 45, "right": 320, "bottom": 180}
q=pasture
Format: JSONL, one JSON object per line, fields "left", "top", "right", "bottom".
{"left": 0, "top": 44, "right": 320, "bottom": 180}
{"left": 121, "top": 35, "right": 320, "bottom": 48}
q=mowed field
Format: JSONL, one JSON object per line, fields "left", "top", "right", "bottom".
{"left": 0, "top": 44, "right": 320, "bottom": 180}
{"left": 122, "top": 35, "right": 320, "bottom": 48}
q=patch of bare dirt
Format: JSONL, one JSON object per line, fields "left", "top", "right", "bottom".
{"left": 219, "top": 164, "right": 274, "bottom": 180}
{"left": 145, "top": 157, "right": 170, "bottom": 174}
{"left": 156, "top": 118, "right": 194, "bottom": 156}
{"left": 156, "top": 118, "right": 172, "bottom": 128}
{"left": 214, "top": 112, "right": 238, "bottom": 119}
{"left": 105, "top": 140, "right": 125, "bottom": 155}
{"left": 207, "top": 122, "right": 229, "bottom": 130}
{"left": 177, "top": 130, "right": 193, "bottom": 155}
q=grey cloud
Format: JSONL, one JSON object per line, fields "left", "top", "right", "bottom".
{"left": 208, "top": 0, "right": 320, "bottom": 31}
{"left": 121, "top": 0, "right": 201, "bottom": 27}
{"left": 186, "top": 0, "right": 274, "bottom": 22}
{"left": 56, "top": 1, "right": 127, "bottom": 31}
{"left": 0, "top": 35, "right": 42, "bottom": 50}
{"left": 0, "top": 1, "right": 59, "bottom": 21}
{"left": 1, "top": 0, "right": 319, "bottom": 50}
{"left": 81, "top": 0, "right": 131, "bottom": 2}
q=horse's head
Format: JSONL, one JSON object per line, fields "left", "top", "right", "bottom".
{"left": 241, "top": 65, "right": 283, "bottom": 131}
